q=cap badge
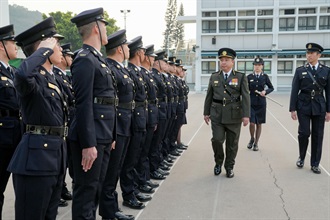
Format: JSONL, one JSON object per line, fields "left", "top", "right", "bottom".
{"left": 222, "top": 51, "right": 227, "bottom": 56}
{"left": 308, "top": 44, "right": 312, "bottom": 49}
{"left": 256, "top": 58, "right": 259, "bottom": 62}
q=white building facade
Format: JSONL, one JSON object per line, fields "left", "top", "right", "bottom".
{"left": 181, "top": 0, "right": 330, "bottom": 92}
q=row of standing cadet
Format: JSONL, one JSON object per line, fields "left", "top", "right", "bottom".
{"left": 0, "top": 7, "right": 189, "bottom": 220}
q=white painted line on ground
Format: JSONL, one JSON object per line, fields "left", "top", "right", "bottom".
{"left": 136, "top": 121, "right": 206, "bottom": 219}
{"left": 267, "top": 109, "right": 330, "bottom": 177}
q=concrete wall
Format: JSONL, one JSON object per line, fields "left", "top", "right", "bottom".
{"left": 0, "top": 0, "right": 10, "bottom": 26}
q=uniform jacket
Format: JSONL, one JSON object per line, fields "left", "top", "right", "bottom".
{"left": 0, "top": 63, "right": 21, "bottom": 148}
{"left": 163, "top": 73, "right": 174, "bottom": 119}
{"left": 151, "top": 68, "right": 167, "bottom": 120}
{"left": 8, "top": 48, "right": 66, "bottom": 175}
{"left": 247, "top": 72, "right": 274, "bottom": 106}
{"left": 106, "top": 58, "right": 134, "bottom": 136}
{"left": 182, "top": 79, "right": 189, "bottom": 111}
{"left": 204, "top": 70, "right": 250, "bottom": 124}
{"left": 69, "top": 44, "right": 117, "bottom": 147}
{"left": 141, "top": 66, "right": 158, "bottom": 127}
{"left": 289, "top": 63, "right": 330, "bottom": 115}
{"left": 127, "top": 62, "right": 147, "bottom": 132}
{"left": 175, "top": 76, "right": 185, "bottom": 114}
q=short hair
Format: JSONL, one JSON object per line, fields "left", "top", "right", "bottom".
{"left": 22, "top": 40, "right": 40, "bottom": 57}
{"left": 106, "top": 46, "right": 117, "bottom": 56}
{"left": 77, "top": 21, "right": 96, "bottom": 40}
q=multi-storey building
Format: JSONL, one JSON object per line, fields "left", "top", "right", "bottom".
{"left": 179, "top": 0, "right": 330, "bottom": 92}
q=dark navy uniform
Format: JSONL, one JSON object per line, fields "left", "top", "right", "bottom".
{"left": 0, "top": 24, "right": 22, "bottom": 219}
{"left": 70, "top": 8, "right": 117, "bottom": 220}
{"left": 7, "top": 18, "right": 67, "bottom": 220}
{"left": 149, "top": 51, "right": 169, "bottom": 180}
{"left": 99, "top": 29, "right": 135, "bottom": 220}
{"left": 135, "top": 44, "right": 159, "bottom": 189}
{"left": 290, "top": 43, "right": 330, "bottom": 171}
{"left": 120, "top": 36, "right": 147, "bottom": 208}
{"left": 247, "top": 71, "right": 274, "bottom": 124}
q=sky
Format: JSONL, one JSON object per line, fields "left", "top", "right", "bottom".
{"left": 8, "top": 0, "right": 196, "bottom": 50}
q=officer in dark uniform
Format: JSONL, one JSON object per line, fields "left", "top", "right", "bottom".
{"left": 290, "top": 43, "right": 330, "bottom": 174}
{"left": 247, "top": 57, "right": 274, "bottom": 151}
{"left": 7, "top": 17, "right": 67, "bottom": 220}
{"left": 120, "top": 36, "right": 149, "bottom": 210}
{"left": 99, "top": 29, "right": 135, "bottom": 220}
{"left": 135, "top": 44, "right": 160, "bottom": 192}
{"left": 0, "top": 24, "right": 22, "bottom": 220}
{"left": 149, "top": 51, "right": 171, "bottom": 180}
{"left": 69, "top": 8, "right": 117, "bottom": 219}
{"left": 203, "top": 48, "right": 250, "bottom": 178}
{"left": 53, "top": 43, "right": 75, "bottom": 206}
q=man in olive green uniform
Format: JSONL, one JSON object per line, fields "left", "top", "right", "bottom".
{"left": 203, "top": 48, "right": 250, "bottom": 178}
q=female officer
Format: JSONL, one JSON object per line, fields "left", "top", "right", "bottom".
{"left": 247, "top": 57, "right": 274, "bottom": 151}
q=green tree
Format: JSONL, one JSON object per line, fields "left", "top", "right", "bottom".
{"left": 174, "top": 3, "right": 185, "bottom": 53}
{"left": 163, "top": 0, "right": 177, "bottom": 55}
{"left": 42, "top": 11, "right": 119, "bottom": 51}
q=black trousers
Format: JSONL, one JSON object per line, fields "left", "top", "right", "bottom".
{"left": 162, "top": 115, "right": 175, "bottom": 156}
{"left": 169, "top": 112, "right": 185, "bottom": 151}
{"left": 13, "top": 173, "right": 63, "bottom": 220}
{"left": 135, "top": 125, "right": 156, "bottom": 185}
{"left": 0, "top": 147, "right": 15, "bottom": 220}
{"left": 120, "top": 131, "right": 145, "bottom": 201}
{"left": 297, "top": 112, "right": 325, "bottom": 167}
{"left": 149, "top": 119, "right": 167, "bottom": 172}
{"left": 71, "top": 142, "right": 111, "bottom": 220}
{"left": 99, "top": 135, "right": 130, "bottom": 219}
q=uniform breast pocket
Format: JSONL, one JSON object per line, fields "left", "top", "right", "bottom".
{"left": 0, "top": 118, "right": 15, "bottom": 146}
{"left": 133, "top": 107, "right": 147, "bottom": 131}
{"left": 231, "top": 105, "right": 242, "bottom": 119}
{"left": 26, "top": 135, "right": 61, "bottom": 172}
{"left": 0, "top": 81, "right": 16, "bottom": 99}
{"left": 43, "top": 88, "right": 61, "bottom": 112}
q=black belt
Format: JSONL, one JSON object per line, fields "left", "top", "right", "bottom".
{"left": 135, "top": 101, "right": 148, "bottom": 107}
{"left": 213, "top": 98, "right": 240, "bottom": 106}
{"left": 300, "top": 90, "right": 323, "bottom": 97}
{"left": 158, "top": 97, "right": 168, "bottom": 103}
{"left": 0, "top": 109, "right": 19, "bottom": 118}
{"left": 178, "top": 96, "right": 185, "bottom": 101}
{"left": 118, "top": 101, "right": 135, "bottom": 110}
{"left": 26, "top": 125, "right": 68, "bottom": 137}
{"left": 148, "top": 99, "right": 158, "bottom": 105}
{"left": 93, "top": 97, "right": 118, "bottom": 106}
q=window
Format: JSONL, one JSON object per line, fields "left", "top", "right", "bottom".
{"left": 219, "top": 11, "right": 236, "bottom": 17}
{"left": 202, "top": 11, "right": 217, "bottom": 17}
{"left": 322, "top": 60, "right": 330, "bottom": 66}
{"left": 280, "top": 9, "right": 295, "bottom": 15}
{"left": 237, "top": 61, "right": 254, "bottom": 73}
{"left": 299, "top": 8, "right": 316, "bottom": 14}
{"left": 257, "top": 10, "right": 273, "bottom": 16}
{"left": 320, "top": 16, "right": 330, "bottom": 30}
{"left": 263, "top": 61, "right": 271, "bottom": 74}
{"left": 202, "top": 61, "right": 216, "bottom": 74}
{"left": 279, "top": 18, "right": 295, "bottom": 31}
{"left": 238, "top": 10, "right": 255, "bottom": 16}
{"left": 202, "top": 20, "right": 217, "bottom": 33}
{"left": 296, "top": 60, "right": 305, "bottom": 67}
{"left": 298, "top": 17, "right": 316, "bottom": 30}
{"left": 320, "top": 7, "right": 330, "bottom": 13}
{"left": 238, "top": 19, "right": 255, "bottom": 32}
{"left": 219, "top": 20, "right": 235, "bottom": 33}
{"left": 278, "top": 61, "right": 293, "bottom": 74}
{"left": 257, "top": 19, "right": 272, "bottom": 32}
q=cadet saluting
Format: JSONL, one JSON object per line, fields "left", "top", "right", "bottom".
{"left": 203, "top": 48, "right": 250, "bottom": 178}
{"left": 7, "top": 17, "right": 67, "bottom": 220}
{"left": 69, "top": 8, "right": 117, "bottom": 219}
{"left": 290, "top": 43, "right": 330, "bottom": 174}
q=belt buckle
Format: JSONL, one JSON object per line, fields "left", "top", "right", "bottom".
{"left": 311, "top": 90, "right": 315, "bottom": 97}
{"left": 115, "top": 98, "right": 119, "bottom": 107}
{"left": 64, "top": 126, "right": 68, "bottom": 137}
{"left": 223, "top": 98, "right": 226, "bottom": 106}
{"left": 132, "top": 100, "right": 136, "bottom": 110}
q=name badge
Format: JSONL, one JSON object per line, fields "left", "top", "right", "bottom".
{"left": 1, "top": 76, "right": 7, "bottom": 81}
{"left": 302, "top": 72, "right": 307, "bottom": 75}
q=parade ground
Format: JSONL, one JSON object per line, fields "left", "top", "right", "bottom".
{"left": 3, "top": 92, "right": 330, "bottom": 220}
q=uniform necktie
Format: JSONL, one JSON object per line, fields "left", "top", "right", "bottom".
{"left": 312, "top": 66, "right": 316, "bottom": 75}
{"left": 224, "top": 73, "right": 228, "bottom": 80}
{"left": 7, "top": 66, "right": 13, "bottom": 78}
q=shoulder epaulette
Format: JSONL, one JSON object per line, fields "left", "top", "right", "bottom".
{"left": 211, "top": 71, "right": 218, "bottom": 75}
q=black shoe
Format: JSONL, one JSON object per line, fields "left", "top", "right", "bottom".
{"left": 177, "top": 143, "right": 188, "bottom": 150}
{"left": 167, "top": 155, "right": 177, "bottom": 161}
{"left": 170, "top": 150, "right": 180, "bottom": 157}
{"left": 159, "top": 164, "right": 170, "bottom": 171}
{"left": 253, "top": 143, "right": 259, "bottom": 151}
{"left": 113, "top": 211, "right": 135, "bottom": 220}
{"left": 157, "top": 168, "right": 170, "bottom": 176}
{"left": 247, "top": 138, "right": 254, "bottom": 149}
{"left": 214, "top": 164, "right": 221, "bottom": 175}
{"left": 146, "top": 180, "right": 159, "bottom": 188}
{"left": 226, "top": 169, "right": 234, "bottom": 178}
{"left": 311, "top": 166, "right": 321, "bottom": 174}
{"left": 61, "top": 191, "right": 73, "bottom": 201}
{"left": 175, "top": 149, "right": 183, "bottom": 154}
{"left": 58, "top": 198, "right": 68, "bottom": 207}
{"left": 150, "top": 171, "right": 166, "bottom": 180}
{"left": 161, "top": 160, "right": 173, "bottom": 167}
{"left": 135, "top": 192, "right": 152, "bottom": 202}
{"left": 138, "top": 184, "right": 155, "bottom": 194}
{"left": 296, "top": 157, "right": 304, "bottom": 168}
{"left": 123, "top": 198, "right": 145, "bottom": 210}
